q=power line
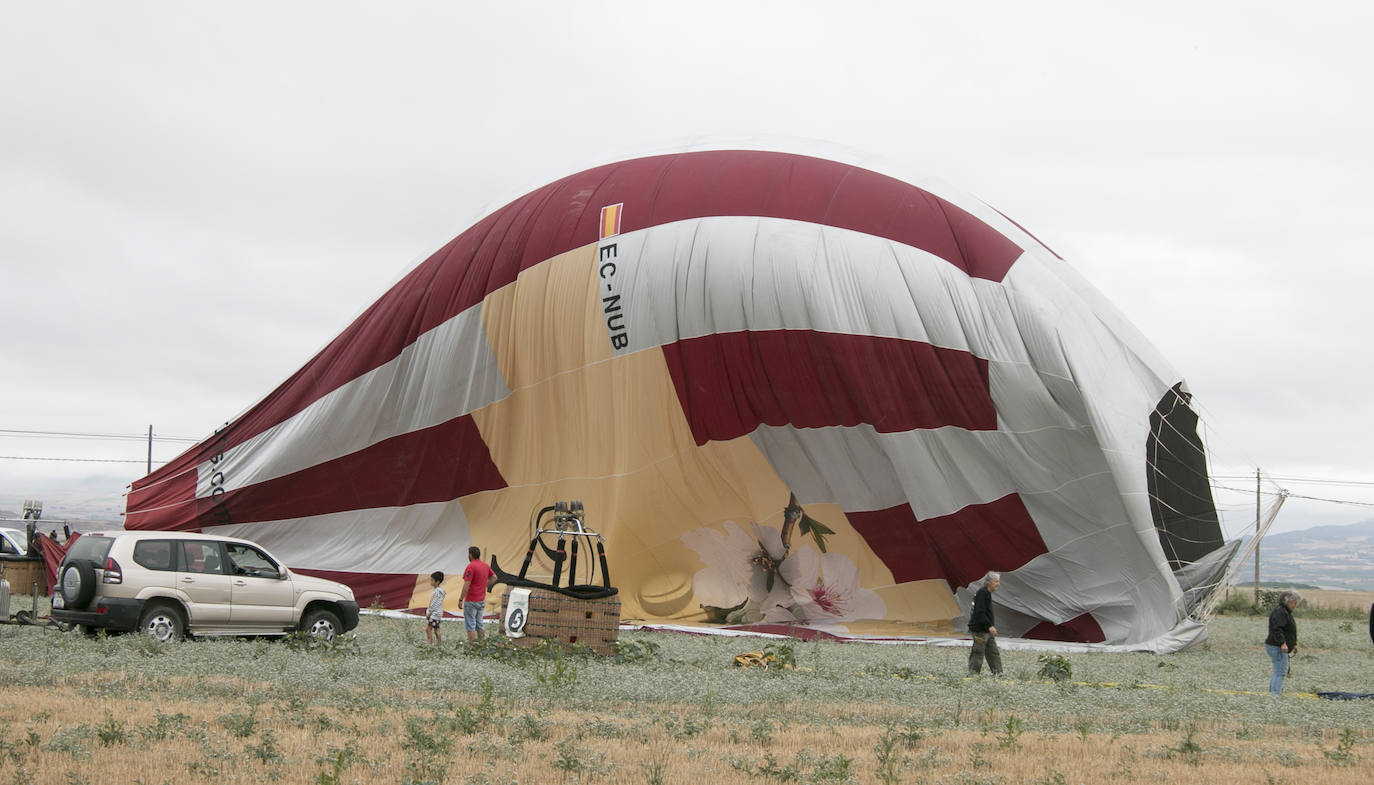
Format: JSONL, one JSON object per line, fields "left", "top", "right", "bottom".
{"left": 1269, "top": 479, "right": 1374, "bottom": 490}
{"left": 0, "top": 428, "right": 198, "bottom": 443}
{"left": 1213, "top": 474, "right": 1374, "bottom": 488}
{"left": 0, "top": 455, "right": 151, "bottom": 464}
{"left": 1212, "top": 484, "right": 1291, "bottom": 497}
{"left": 1283, "top": 492, "right": 1374, "bottom": 509}
{"left": 1212, "top": 483, "right": 1374, "bottom": 509}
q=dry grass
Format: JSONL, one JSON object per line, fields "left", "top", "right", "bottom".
{"left": 1298, "top": 589, "right": 1374, "bottom": 612}
{"left": 1, "top": 680, "right": 1369, "bottom": 784}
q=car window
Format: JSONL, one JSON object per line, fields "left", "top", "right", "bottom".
{"left": 179, "top": 541, "right": 225, "bottom": 575}
{"left": 132, "top": 540, "right": 176, "bottom": 571}
{"left": 0, "top": 536, "right": 16, "bottom": 556}
{"left": 225, "top": 543, "right": 280, "bottom": 578}
{"left": 64, "top": 535, "right": 114, "bottom": 564}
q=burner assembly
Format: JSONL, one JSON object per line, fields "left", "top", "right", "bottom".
{"left": 491, "top": 501, "right": 621, "bottom": 654}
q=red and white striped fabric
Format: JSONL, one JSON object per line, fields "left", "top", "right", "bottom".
{"left": 127, "top": 149, "right": 1206, "bottom": 647}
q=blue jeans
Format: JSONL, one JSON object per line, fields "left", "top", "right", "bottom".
{"left": 1265, "top": 644, "right": 1288, "bottom": 696}
{"left": 463, "top": 601, "right": 485, "bottom": 632}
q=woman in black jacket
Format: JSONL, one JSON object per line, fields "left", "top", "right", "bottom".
{"left": 967, "top": 572, "right": 1002, "bottom": 675}
{"left": 1264, "top": 590, "right": 1301, "bottom": 696}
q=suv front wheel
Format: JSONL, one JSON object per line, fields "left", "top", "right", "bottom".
{"left": 301, "top": 608, "right": 342, "bottom": 642}
{"left": 138, "top": 602, "right": 186, "bottom": 643}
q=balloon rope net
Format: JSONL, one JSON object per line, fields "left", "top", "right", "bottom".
{"left": 1193, "top": 489, "right": 1288, "bottom": 622}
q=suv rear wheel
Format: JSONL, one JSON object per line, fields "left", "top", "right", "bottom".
{"left": 59, "top": 561, "right": 97, "bottom": 609}
{"left": 301, "top": 608, "right": 342, "bottom": 641}
{"left": 138, "top": 602, "right": 186, "bottom": 643}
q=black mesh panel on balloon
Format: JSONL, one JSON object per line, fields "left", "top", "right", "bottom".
{"left": 1147, "top": 383, "right": 1223, "bottom": 568}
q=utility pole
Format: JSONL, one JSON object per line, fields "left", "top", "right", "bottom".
{"left": 1254, "top": 467, "right": 1261, "bottom": 604}
{"left": 147, "top": 424, "right": 153, "bottom": 474}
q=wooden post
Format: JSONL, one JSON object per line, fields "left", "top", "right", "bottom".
{"left": 1254, "top": 468, "right": 1261, "bottom": 605}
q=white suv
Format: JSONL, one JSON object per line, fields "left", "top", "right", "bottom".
{"left": 51, "top": 531, "right": 359, "bottom": 643}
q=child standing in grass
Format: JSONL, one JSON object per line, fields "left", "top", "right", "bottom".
{"left": 426, "top": 571, "right": 445, "bottom": 645}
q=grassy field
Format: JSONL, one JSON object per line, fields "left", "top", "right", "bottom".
{"left": 2, "top": 595, "right": 1372, "bottom": 784}
{"left": 1220, "top": 587, "right": 1374, "bottom": 612}
{"left": 1280, "top": 589, "right": 1374, "bottom": 612}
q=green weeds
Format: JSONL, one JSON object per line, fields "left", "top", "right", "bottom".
{"left": 509, "top": 713, "right": 549, "bottom": 743}
{"left": 764, "top": 641, "right": 798, "bottom": 669}
{"left": 1322, "top": 727, "right": 1357, "bottom": 766}
{"left": 314, "top": 747, "right": 357, "bottom": 785}
{"left": 95, "top": 713, "right": 128, "bottom": 746}
{"left": 282, "top": 630, "right": 362, "bottom": 657}
{"left": 534, "top": 642, "right": 580, "bottom": 687}
{"left": 639, "top": 747, "right": 669, "bottom": 785}
{"left": 874, "top": 723, "right": 912, "bottom": 784}
{"left": 551, "top": 736, "right": 587, "bottom": 782}
{"left": 659, "top": 712, "right": 707, "bottom": 741}
{"left": 218, "top": 710, "right": 258, "bottom": 738}
{"left": 1036, "top": 654, "right": 1072, "bottom": 682}
{"left": 46, "top": 726, "right": 91, "bottom": 759}
{"left": 402, "top": 715, "right": 452, "bottom": 756}
{"left": 0, "top": 728, "right": 41, "bottom": 765}
{"left": 247, "top": 730, "right": 283, "bottom": 764}
{"left": 610, "top": 638, "right": 661, "bottom": 663}
{"left": 997, "top": 715, "right": 1025, "bottom": 750}
{"left": 402, "top": 715, "right": 452, "bottom": 783}
{"left": 735, "top": 750, "right": 852, "bottom": 783}
{"left": 1169, "top": 726, "right": 1203, "bottom": 765}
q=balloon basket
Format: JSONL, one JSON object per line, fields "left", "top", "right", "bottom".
{"left": 501, "top": 588, "right": 620, "bottom": 655}
{"left": 0, "top": 560, "right": 45, "bottom": 597}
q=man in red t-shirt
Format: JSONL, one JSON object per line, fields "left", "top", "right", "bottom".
{"left": 460, "top": 546, "right": 496, "bottom": 641}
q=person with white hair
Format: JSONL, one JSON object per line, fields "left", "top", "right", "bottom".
{"left": 1264, "top": 590, "right": 1301, "bottom": 696}
{"left": 968, "top": 571, "right": 1003, "bottom": 675}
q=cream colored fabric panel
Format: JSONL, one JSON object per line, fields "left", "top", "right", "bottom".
{"left": 459, "top": 440, "right": 948, "bottom": 624}
{"left": 474, "top": 246, "right": 770, "bottom": 621}
{"left": 607, "top": 443, "right": 791, "bottom": 622}
{"left": 471, "top": 348, "right": 703, "bottom": 484}
{"left": 456, "top": 439, "right": 788, "bottom": 622}
{"left": 466, "top": 339, "right": 796, "bottom": 621}
{"left": 874, "top": 579, "right": 961, "bottom": 624}
{"left": 468, "top": 250, "right": 925, "bottom": 625}
{"left": 478, "top": 243, "right": 695, "bottom": 482}
{"left": 480, "top": 243, "right": 611, "bottom": 390}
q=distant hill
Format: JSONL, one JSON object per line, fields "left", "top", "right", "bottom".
{"left": 1236, "top": 518, "right": 1374, "bottom": 591}
{"left": 0, "top": 512, "right": 123, "bottom": 534}
{"left": 0, "top": 481, "right": 126, "bottom": 531}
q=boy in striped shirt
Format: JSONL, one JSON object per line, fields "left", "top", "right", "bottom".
{"left": 426, "top": 571, "right": 445, "bottom": 645}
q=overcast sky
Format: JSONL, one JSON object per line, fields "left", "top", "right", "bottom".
{"left": 2, "top": 2, "right": 1371, "bottom": 537}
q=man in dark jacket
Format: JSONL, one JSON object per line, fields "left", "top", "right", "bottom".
{"left": 968, "top": 571, "right": 1002, "bottom": 675}
{"left": 1264, "top": 590, "right": 1300, "bottom": 696}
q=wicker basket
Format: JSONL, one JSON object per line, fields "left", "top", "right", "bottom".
{"left": 0, "top": 559, "right": 46, "bottom": 596}
{"left": 501, "top": 588, "right": 620, "bottom": 655}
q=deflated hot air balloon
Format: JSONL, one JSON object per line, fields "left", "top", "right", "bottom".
{"left": 126, "top": 148, "right": 1226, "bottom": 649}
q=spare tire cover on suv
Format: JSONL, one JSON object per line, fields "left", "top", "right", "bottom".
{"left": 60, "top": 561, "right": 97, "bottom": 609}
